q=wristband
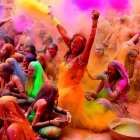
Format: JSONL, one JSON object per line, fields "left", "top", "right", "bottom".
{"left": 52, "top": 17, "right": 60, "bottom": 26}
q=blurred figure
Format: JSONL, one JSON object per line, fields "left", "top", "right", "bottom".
{"left": 124, "top": 49, "right": 140, "bottom": 101}
{"left": 37, "top": 53, "right": 57, "bottom": 81}
{"left": 46, "top": 43, "right": 61, "bottom": 77}
{"left": 37, "top": 34, "right": 53, "bottom": 53}
{"left": 5, "top": 57, "right": 26, "bottom": 85}
{"left": 24, "top": 44, "right": 37, "bottom": 57}
{"left": 0, "top": 96, "right": 36, "bottom": 140}
{"left": 15, "top": 28, "right": 33, "bottom": 53}
{"left": 0, "top": 63, "right": 27, "bottom": 99}
{"left": 26, "top": 82, "right": 71, "bottom": 139}
{"left": 22, "top": 53, "right": 36, "bottom": 75}
{"left": 85, "top": 61, "right": 130, "bottom": 118}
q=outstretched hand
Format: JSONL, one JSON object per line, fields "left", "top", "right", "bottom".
{"left": 92, "top": 9, "right": 100, "bottom": 20}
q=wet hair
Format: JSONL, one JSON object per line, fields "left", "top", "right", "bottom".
{"left": 48, "top": 43, "right": 58, "bottom": 52}
{"left": 64, "top": 33, "right": 87, "bottom": 60}
{"left": 31, "top": 82, "right": 58, "bottom": 116}
{"left": 25, "top": 44, "right": 37, "bottom": 57}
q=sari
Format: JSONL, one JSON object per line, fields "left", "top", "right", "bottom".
{"left": 97, "top": 61, "right": 130, "bottom": 117}
{"left": 0, "top": 96, "right": 36, "bottom": 140}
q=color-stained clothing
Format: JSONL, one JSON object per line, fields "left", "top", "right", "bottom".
{"left": 0, "top": 96, "right": 36, "bottom": 140}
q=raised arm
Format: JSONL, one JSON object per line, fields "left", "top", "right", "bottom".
{"left": 80, "top": 10, "right": 100, "bottom": 64}
{"left": 50, "top": 11, "right": 71, "bottom": 46}
{"left": 56, "top": 24, "right": 71, "bottom": 46}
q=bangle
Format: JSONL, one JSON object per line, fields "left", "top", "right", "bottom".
{"left": 52, "top": 17, "right": 60, "bottom": 26}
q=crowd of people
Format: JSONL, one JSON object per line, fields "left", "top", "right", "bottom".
{"left": 0, "top": 1, "right": 140, "bottom": 140}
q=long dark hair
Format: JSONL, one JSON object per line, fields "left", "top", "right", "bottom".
{"left": 64, "top": 33, "right": 87, "bottom": 60}
{"left": 25, "top": 44, "right": 37, "bottom": 57}
{"left": 31, "top": 82, "right": 58, "bottom": 111}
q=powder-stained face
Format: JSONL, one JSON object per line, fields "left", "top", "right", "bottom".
{"left": 28, "top": 65, "right": 35, "bottom": 77}
{"left": 70, "top": 37, "right": 83, "bottom": 55}
{"left": 107, "top": 65, "right": 117, "bottom": 78}
{"left": 47, "top": 45, "right": 57, "bottom": 58}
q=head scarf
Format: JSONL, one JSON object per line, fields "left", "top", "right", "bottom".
{"left": 6, "top": 58, "right": 26, "bottom": 85}
{"left": 26, "top": 61, "right": 44, "bottom": 98}
{"left": 108, "top": 60, "right": 130, "bottom": 85}
{"left": 0, "top": 96, "right": 36, "bottom": 140}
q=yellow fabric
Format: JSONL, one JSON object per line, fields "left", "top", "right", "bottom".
{"left": 57, "top": 62, "right": 116, "bottom": 132}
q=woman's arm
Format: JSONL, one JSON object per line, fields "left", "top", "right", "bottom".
{"left": 25, "top": 106, "right": 32, "bottom": 118}
{"left": 50, "top": 10, "right": 71, "bottom": 47}
{"left": 80, "top": 10, "right": 99, "bottom": 64}
{"left": 32, "top": 120, "right": 50, "bottom": 128}
{"left": 103, "top": 79, "right": 128, "bottom": 100}
{"left": 32, "top": 117, "right": 61, "bottom": 128}
{"left": 56, "top": 24, "right": 71, "bottom": 46}
{"left": 85, "top": 80, "right": 104, "bottom": 101}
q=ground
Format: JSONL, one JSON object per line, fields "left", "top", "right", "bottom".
{"left": 59, "top": 100, "right": 140, "bottom": 140}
